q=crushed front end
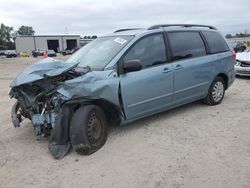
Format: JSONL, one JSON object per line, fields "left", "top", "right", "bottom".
{"left": 9, "top": 70, "right": 79, "bottom": 136}
{"left": 9, "top": 58, "right": 121, "bottom": 159}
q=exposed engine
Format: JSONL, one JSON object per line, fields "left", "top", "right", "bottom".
{"left": 10, "top": 70, "right": 80, "bottom": 136}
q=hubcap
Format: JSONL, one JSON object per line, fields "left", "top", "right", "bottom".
{"left": 87, "top": 114, "right": 102, "bottom": 144}
{"left": 212, "top": 81, "right": 224, "bottom": 102}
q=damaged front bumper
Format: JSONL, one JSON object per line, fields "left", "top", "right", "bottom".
{"left": 11, "top": 101, "right": 57, "bottom": 135}
{"left": 10, "top": 92, "right": 63, "bottom": 136}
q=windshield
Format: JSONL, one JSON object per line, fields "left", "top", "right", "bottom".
{"left": 65, "top": 36, "right": 133, "bottom": 69}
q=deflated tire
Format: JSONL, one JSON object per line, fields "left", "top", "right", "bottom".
{"left": 70, "top": 105, "right": 108, "bottom": 155}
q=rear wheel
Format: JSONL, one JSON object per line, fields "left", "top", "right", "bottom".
{"left": 70, "top": 105, "right": 107, "bottom": 155}
{"left": 203, "top": 77, "right": 225, "bottom": 105}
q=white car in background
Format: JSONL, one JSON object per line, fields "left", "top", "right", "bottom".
{"left": 235, "top": 50, "right": 250, "bottom": 76}
{"left": 5, "top": 50, "right": 18, "bottom": 58}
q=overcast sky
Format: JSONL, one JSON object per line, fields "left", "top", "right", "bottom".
{"left": 1, "top": 0, "right": 250, "bottom": 36}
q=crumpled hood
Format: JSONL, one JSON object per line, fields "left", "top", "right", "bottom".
{"left": 10, "top": 58, "right": 78, "bottom": 87}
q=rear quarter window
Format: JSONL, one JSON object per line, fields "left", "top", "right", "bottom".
{"left": 202, "top": 31, "right": 230, "bottom": 54}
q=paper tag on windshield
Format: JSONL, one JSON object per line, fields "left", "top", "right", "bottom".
{"left": 114, "top": 37, "right": 127, "bottom": 44}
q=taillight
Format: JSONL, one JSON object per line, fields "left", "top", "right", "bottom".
{"left": 232, "top": 51, "right": 236, "bottom": 60}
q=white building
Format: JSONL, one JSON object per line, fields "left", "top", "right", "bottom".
{"left": 15, "top": 35, "right": 80, "bottom": 53}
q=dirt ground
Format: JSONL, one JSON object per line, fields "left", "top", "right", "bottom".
{"left": 0, "top": 56, "right": 249, "bottom": 188}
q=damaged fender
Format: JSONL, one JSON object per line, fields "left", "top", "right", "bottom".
{"left": 48, "top": 70, "right": 122, "bottom": 159}
{"left": 9, "top": 57, "right": 123, "bottom": 159}
{"left": 57, "top": 70, "right": 120, "bottom": 106}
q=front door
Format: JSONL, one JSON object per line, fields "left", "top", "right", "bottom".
{"left": 120, "top": 33, "right": 174, "bottom": 120}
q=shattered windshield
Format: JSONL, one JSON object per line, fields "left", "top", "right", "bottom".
{"left": 65, "top": 36, "right": 133, "bottom": 69}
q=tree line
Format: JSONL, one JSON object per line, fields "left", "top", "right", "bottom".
{"left": 82, "top": 35, "right": 97, "bottom": 39}
{"left": 225, "top": 33, "right": 250, "bottom": 39}
{"left": 0, "top": 23, "right": 35, "bottom": 50}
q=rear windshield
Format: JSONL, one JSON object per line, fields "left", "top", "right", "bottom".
{"left": 202, "top": 31, "right": 230, "bottom": 54}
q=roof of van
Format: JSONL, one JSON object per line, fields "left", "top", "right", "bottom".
{"left": 105, "top": 24, "right": 218, "bottom": 36}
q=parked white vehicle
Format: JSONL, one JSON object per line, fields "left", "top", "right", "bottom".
{"left": 235, "top": 50, "right": 250, "bottom": 76}
{"left": 5, "top": 50, "right": 18, "bottom": 58}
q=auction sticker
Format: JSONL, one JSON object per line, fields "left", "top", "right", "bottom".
{"left": 114, "top": 37, "right": 127, "bottom": 44}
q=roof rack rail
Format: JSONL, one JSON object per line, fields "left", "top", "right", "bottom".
{"left": 148, "top": 24, "right": 217, "bottom": 30}
{"left": 114, "top": 28, "right": 143, "bottom": 33}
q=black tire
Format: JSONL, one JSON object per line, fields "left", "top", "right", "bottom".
{"left": 11, "top": 101, "right": 30, "bottom": 127}
{"left": 11, "top": 101, "right": 22, "bottom": 127}
{"left": 70, "top": 105, "right": 108, "bottom": 155}
{"left": 203, "top": 77, "right": 225, "bottom": 105}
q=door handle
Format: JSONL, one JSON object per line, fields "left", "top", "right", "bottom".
{"left": 162, "top": 67, "right": 172, "bottom": 73}
{"left": 175, "top": 64, "right": 183, "bottom": 70}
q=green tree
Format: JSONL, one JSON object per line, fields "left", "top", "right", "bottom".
{"left": 239, "top": 33, "right": 244, "bottom": 37}
{"left": 0, "top": 23, "right": 15, "bottom": 50}
{"left": 0, "top": 23, "right": 13, "bottom": 43}
{"left": 17, "top": 25, "right": 35, "bottom": 35}
{"left": 83, "top": 36, "right": 94, "bottom": 39}
{"left": 225, "top": 34, "right": 232, "bottom": 38}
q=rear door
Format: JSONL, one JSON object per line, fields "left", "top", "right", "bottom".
{"left": 167, "top": 31, "right": 212, "bottom": 104}
{"left": 120, "top": 33, "right": 174, "bottom": 120}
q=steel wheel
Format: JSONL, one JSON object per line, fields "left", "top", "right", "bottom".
{"left": 70, "top": 105, "right": 108, "bottom": 155}
{"left": 87, "top": 114, "right": 103, "bottom": 144}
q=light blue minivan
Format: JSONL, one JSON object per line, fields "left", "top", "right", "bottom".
{"left": 10, "top": 24, "right": 235, "bottom": 158}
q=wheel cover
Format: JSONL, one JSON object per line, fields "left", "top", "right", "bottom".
{"left": 87, "top": 114, "right": 102, "bottom": 144}
{"left": 212, "top": 81, "right": 224, "bottom": 102}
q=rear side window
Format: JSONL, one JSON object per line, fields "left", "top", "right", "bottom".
{"left": 202, "top": 31, "right": 229, "bottom": 54}
{"left": 168, "top": 32, "right": 206, "bottom": 60}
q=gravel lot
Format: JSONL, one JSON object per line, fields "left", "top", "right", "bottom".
{"left": 0, "top": 56, "right": 249, "bottom": 188}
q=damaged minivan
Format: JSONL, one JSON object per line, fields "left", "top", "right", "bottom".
{"left": 10, "top": 24, "right": 235, "bottom": 159}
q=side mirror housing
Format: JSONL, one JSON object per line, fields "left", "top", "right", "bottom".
{"left": 123, "top": 59, "right": 142, "bottom": 73}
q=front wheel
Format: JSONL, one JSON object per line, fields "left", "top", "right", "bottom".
{"left": 70, "top": 105, "right": 108, "bottom": 155}
{"left": 203, "top": 77, "right": 225, "bottom": 105}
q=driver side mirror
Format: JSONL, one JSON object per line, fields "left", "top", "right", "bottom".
{"left": 122, "top": 59, "right": 142, "bottom": 73}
